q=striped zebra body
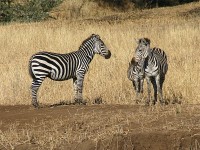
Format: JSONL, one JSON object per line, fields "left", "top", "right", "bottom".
{"left": 29, "top": 34, "right": 111, "bottom": 108}
{"left": 30, "top": 51, "right": 91, "bottom": 81}
{"left": 144, "top": 48, "right": 168, "bottom": 77}
{"left": 127, "top": 57, "right": 144, "bottom": 103}
{"left": 135, "top": 38, "right": 168, "bottom": 105}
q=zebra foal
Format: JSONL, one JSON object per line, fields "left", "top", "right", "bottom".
{"left": 127, "top": 57, "right": 144, "bottom": 103}
{"left": 133, "top": 38, "right": 168, "bottom": 105}
{"left": 29, "top": 34, "right": 111, "bottom": 108}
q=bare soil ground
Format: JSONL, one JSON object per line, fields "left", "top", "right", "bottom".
{"left": 0, "top": 104, "right": 200, "bottom": 150}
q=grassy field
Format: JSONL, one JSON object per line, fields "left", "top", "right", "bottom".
{"left": 0, "top": 2, "right": 200, "bottom": 106}
{"left": 0, "top": 2, "right": 200, "bottom": 149}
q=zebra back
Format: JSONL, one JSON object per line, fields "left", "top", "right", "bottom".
{"left": 149, "top": 47, "right": 168, "bottom": 75}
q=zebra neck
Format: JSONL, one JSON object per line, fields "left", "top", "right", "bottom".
{"left": 78, "top": 39, "right": 96, "bottom": 62}
{"left": 86, "top": 54, "right": 94, "bottom": 62}
{"left": 79, "top": 48, "right": 95, "bottom": 62}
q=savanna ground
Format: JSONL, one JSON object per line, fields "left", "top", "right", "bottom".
{"left": 1, "top": 104, "right": 200, "bottom": 149}
{"left": 0, "top": 1, "right": 200, "bottom": 149}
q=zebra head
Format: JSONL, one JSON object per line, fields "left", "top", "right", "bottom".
{"left": 128, "top": 57, "right": 144, "bottom": 80}
{"left": 135, "top": 38, "right": 151, "bottom": 62}
{"left": 92, "top": 34, "right": 111, "bottom": 59}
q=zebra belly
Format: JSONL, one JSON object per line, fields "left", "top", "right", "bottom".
{"left": 48, "top": 76, "right": 73, "bottom": 81}
{"left": 145, "top": 67, "right": 159, "bottom": 77}
{"left": 48, "top": 69, "right": 75, "bottom": 81}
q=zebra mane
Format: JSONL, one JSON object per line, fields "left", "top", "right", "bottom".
{"left": 78, "top": 35, "right": 94, "bottom": 50}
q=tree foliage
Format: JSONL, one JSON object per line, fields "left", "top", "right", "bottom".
{"left": 133, "top": 0, "right": 199, "bottom": 8}
{"left": 0, "top": 0, "right": 199, "bottom": 23}
{"left": 97, "top": 0, "right": 132, "bottom": 10}
{"left": 97, "top": 0, "right": 199, "bottom": 9}
{"left": 0, "top": 0, "right": 62, "bottom": 23}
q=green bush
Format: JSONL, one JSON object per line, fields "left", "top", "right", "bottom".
{"left": 0, "top": 0, "right": 62, "bottom": 23}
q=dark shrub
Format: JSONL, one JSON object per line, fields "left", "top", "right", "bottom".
{"left": 0, "top": 0, "right": 62, "bottom": 23}
{"left": 97, "top": 0, "right": 133, "bottom": 10}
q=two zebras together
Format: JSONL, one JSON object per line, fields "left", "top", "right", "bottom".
{"left": 127, "top": 38, "right": 168, "bottom": 105}
{"left": 29, "top": 34, "right": 167, "bottom": 108}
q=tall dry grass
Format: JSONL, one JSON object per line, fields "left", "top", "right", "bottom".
{"left": 0, "top": 16, "right": 200, "bottom": 105}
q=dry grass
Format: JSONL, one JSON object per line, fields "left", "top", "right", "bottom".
{"left": 0, "top": 2, "right": 200, "bottom": 106}
{"left": 1, "top": 2, "right": 200, "bottom": 149}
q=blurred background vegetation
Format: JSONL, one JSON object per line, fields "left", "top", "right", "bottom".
{"left": 0, "top": 0, "right": 63, "bottom": 22}
{"left": 0, "top": 0, "right": 199, "bottom": 22}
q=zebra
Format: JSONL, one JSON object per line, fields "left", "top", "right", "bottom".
{"left": 29, "top": 34, "right": 111, "bottom": 108}
{"left": 134, "top": 38, "right": 168, "bottom": 105}
{"left": 127, "top": 57, "right": 144, "bottom": 103}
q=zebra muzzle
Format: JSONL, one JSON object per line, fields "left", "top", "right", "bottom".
{"left": 105, "top": 50, "right": 111, "bottom": 59}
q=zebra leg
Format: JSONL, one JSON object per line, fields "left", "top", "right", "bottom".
{"left": 73, "top": 75, "right": 85, "bottom": 105}
{"left": 146, "top": 77, "right": 151, "bottom": 105}
{"left": 138, "top": 79, "right": 144, "bottom": 103}
{"left": 73, "top": 77, "right": 79, "bottom": 104}
{"left": 31, "top": 79, "right": 43, "bottom": 108}
{"left": 150, "top": 77, "right": 157, "bottom": 105}
{"left": 155, "top": 75, "right": 164, "bottom": 105}
{"left": 160, "top": 75, "right": 165, "bottom": 104}
{"left": 140, "top": 79, "right": 144, "bottom": 94}
{"left": 133, "top": 80, "right": 139, "bottom": 104}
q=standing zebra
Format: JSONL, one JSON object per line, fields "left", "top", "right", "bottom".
{"left": 127, "top": 57, "right": 144, "bottom": 103}
{"left": 134, "top": 38, "right": 168, "bottom": 105}
{"left": 29, "top": 34, "right": 111, "bottom": 108}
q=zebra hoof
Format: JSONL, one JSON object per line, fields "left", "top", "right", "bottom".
{"left": 32, "top": 103, "right": 39, "bottom": 108}
{"left": 152, "top": 101, "right": 157, "bottom": 105}
{"left": 81, "top": 101, "right": 87, "bottom": 105}
{"left": 160, "top": 100, "right": 165, "bottom": 105}
{"left": 74, "top": 99, "right": 86, "bottom": 105}
{"left": 135, "top": 100, "right": 140, "bottom": 104}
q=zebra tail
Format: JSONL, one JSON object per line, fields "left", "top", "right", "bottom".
{"left": 28, "top": 55, "right": 36, "bottom": 79}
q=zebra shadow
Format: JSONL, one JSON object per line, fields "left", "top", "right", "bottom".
{"left": 49, "top": 97, "right": 104, "bottom": 108}
{"left": 28, "top": 96, "right": 104, "bottom": 109}
{"left": 49, "top": 100, "right": 87, "bottom": 108}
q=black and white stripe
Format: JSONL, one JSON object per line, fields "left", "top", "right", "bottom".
{"left": 134, "top": 38, "right": 168, "bottom": 105}
{"left": 29, "top": 34, "right": 111, "bottom": 108}
{"left": 127, "top": 57, "right": 144, "bottom": 103}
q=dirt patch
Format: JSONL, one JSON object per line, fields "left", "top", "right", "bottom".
{"left": 0, "top": 104, "right": 200, "bottom": 149}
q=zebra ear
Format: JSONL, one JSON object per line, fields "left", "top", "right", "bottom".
{"left": 138, "top": 38, "right": 150, "bottom": 46}
{"left": 144, "top": 38, "right": 150, "bottom": 45}
{"left": 131, "top": 57, "right": 136, "bottom": 64}
{"left": 135, "top": 38, "right": 139, "bottom": 44}
{"left": 92, "top": 34, "right": 100, "bottom": 40}
{"left": 96, "top": 34, "right": 100, "bottom": 39}
{"left": 141, "top": 38, "right": 146, "bottom": 44}
{"left": 129, "top": 62, "right": 131, "bottom": 66}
